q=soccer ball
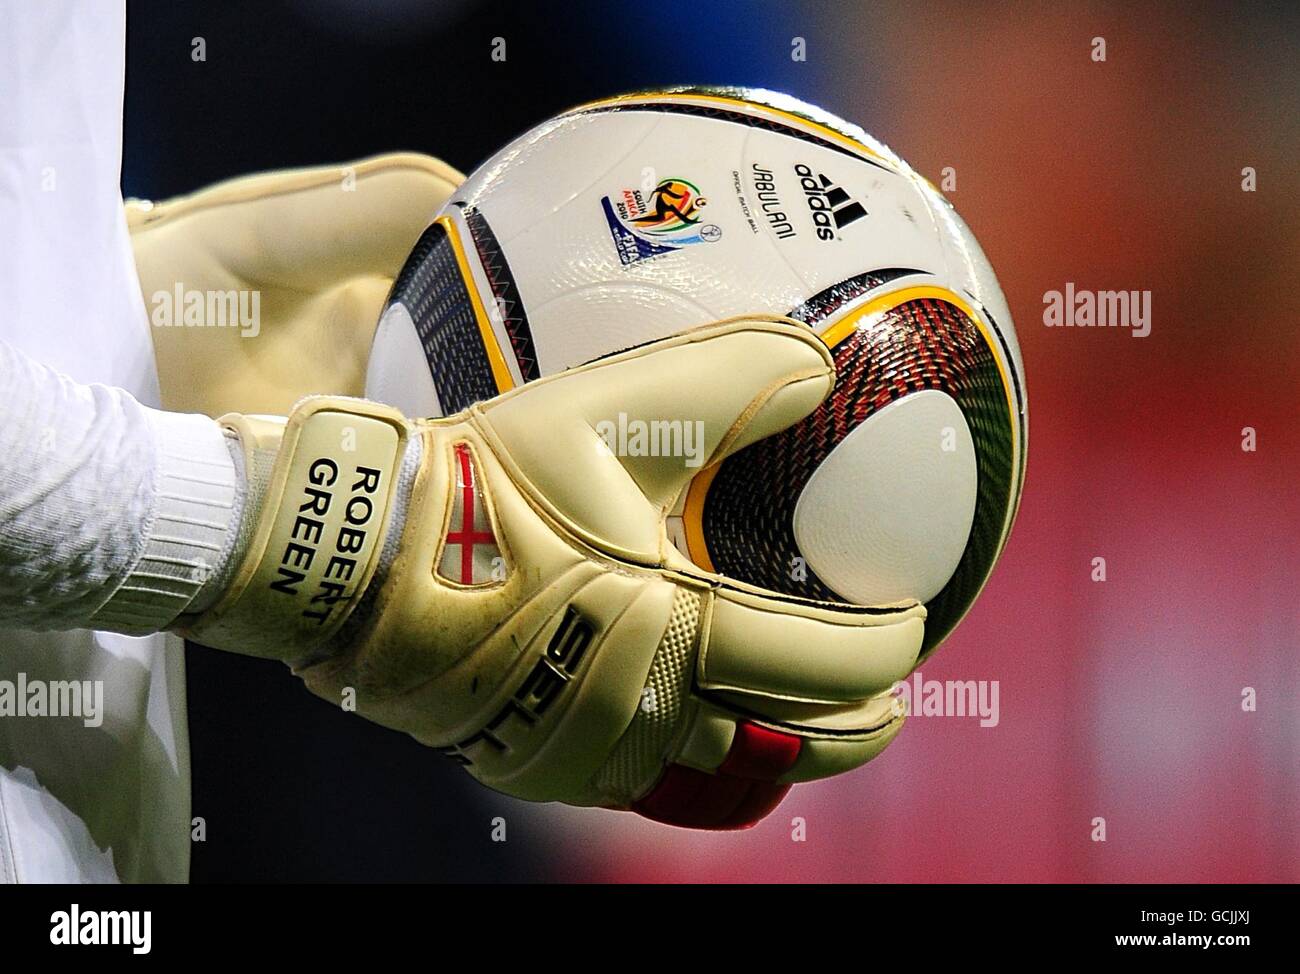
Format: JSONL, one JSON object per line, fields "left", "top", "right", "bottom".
{"left": 366, "top": 86, "right": 1027, "bottom": 658}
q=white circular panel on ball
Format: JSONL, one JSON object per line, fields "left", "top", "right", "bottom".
{"left": 793, "top": 388, "right": 977, "bottom": 604}
{"left": 365, "top": 302, "right": 442, "bottom": 417}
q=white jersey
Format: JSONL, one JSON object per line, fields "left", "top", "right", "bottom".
{"left": 0, "top": 1, "right": 191, "bottom": 883}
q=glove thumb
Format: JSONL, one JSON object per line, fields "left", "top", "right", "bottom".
{"left": 472, "top": 316, "right": 833, "bottom": 564}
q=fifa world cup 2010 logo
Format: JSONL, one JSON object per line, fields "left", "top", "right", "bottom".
{"left": 602, "top": 175, "right": 721, "bottom": 262}
{"left": 630, "top": 178, "right": 708, "bottom": 234}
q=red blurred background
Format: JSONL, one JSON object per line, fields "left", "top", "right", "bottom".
{"left": 521, "top": 2, "right": 1300, "bottom": 882}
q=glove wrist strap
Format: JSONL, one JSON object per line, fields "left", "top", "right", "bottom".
{"left": 178, "top": 397, "right": 409, "bottom": 660}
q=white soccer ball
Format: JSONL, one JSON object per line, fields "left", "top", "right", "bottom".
{"left": 367, "top": 86, "right": 1027, "bottom": 657}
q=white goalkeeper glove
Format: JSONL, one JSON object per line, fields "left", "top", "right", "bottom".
{"left": 179, "top": 318, "right": 925, "bottom": 828}
{"left": 129, "top": 152, "right": 463, "bottom": 417}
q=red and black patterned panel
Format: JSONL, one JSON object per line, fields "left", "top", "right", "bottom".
{"left": 701, "top": 297, "right": 1016, "bottom": 657}
{"left": 462, "top": 206, "right": 541, "bottom": 384}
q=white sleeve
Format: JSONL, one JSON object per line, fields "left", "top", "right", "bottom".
{"left": 0, "top": 337, "right": 244, "bottom": 634}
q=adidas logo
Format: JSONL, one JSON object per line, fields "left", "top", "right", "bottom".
{"left": 795, "top": 163, "right": 867, "bottom": 239}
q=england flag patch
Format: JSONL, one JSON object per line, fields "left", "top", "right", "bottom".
{"left": 437, "top": 443, "right": 504, "bottom": 586}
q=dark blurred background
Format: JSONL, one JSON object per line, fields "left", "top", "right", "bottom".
{"left": 123, "top": 0, "right": 1300, "bottom": 882}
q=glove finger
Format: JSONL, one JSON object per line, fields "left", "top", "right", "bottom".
{"left": 696, "top": 582, "right": 924, "bottom": 705}
{"left": 634, "top": 694, "right": 904, "bottom": 828}
{"left": 777, "top": 711, "right": 905, "bottom": 781}
{"left": 697, "top": 690, "right": 906, "bottom": 782}
{"left": 474, "top": 317, "right": 835, "bottom": 565}
{"left": 132, "top": 153, "right": 463, "bottom": 291}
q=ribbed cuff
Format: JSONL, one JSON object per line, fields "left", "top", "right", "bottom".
{"left": 88, "top": 409, "right": 241, "bottom": 634}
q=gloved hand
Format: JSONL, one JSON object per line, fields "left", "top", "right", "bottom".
{"left": 179, "top": 318, "right": 926, "bottom": 829}
{"left": 128, "top": 153, "right": 463, "bottom": 417}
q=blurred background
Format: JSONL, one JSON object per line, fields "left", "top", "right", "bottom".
{"left": 123, "top": 0, "right": 1300, "bottom": 882}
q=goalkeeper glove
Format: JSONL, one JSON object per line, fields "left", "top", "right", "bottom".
{"left": 129, "top": 153, "right": 463, "bottom": 417}
{"left": 180, "top": 318, "right": 925, "bottom": 829}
